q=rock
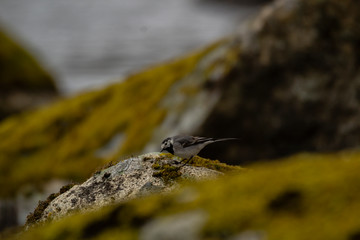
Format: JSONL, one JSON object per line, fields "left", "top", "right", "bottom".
{"left": 36, "top": 153, "right": 223, "bottom": 222}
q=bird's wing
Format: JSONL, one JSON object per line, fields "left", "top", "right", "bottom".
{"left": 176, "top": 136, "right": 215, "bottom": 148}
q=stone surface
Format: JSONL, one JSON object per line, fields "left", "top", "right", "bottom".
{"left": 39, "top": 153, "right": 222, "bottom": 222}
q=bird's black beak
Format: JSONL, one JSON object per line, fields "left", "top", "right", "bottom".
{"left": 160, "top": 148, "right": 169, "bottom": 153}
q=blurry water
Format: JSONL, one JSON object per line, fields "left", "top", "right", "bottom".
{"left": 0, "top": 0, "right": 262, "bottom": 94}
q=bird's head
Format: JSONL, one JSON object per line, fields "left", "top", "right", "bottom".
{"left": 160, "top": 137, "right": 174, "bottom": 154}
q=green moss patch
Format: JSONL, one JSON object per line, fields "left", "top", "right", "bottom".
{"left": 150, "top": 154, "right": 244, "bottom": 184}
{"left": 158, "top": 153, "right": 245, "bottom": 173}
{"left": 7, "top": 150, "right": 360, "bottom": 240}
{"left": 151, "top": 159, "right": 182, "bottom": 184}
{"left": 189, "top": 156, "right": 245, "bottom": 173}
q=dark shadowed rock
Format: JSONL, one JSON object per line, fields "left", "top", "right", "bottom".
{"left": 198, "top": 0, "right": 360, "bottom": 164}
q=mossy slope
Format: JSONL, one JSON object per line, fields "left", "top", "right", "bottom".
{"left": 8, "top": 150, "right": 360, "bottom": 240}
{"left": 0, "top": 27, "right": 57, "bottom": 120}
{"left": 0, "top": 42, "right": 222, "bottom": 198}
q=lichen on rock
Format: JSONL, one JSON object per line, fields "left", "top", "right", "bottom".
{"left": 30, "top": 153, "right": 231, "bottom": 224}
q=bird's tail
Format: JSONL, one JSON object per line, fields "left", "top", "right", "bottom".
{"left": 213, "top": 138, "right": 239, "bottom": 142}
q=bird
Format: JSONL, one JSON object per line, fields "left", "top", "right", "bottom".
{"left": 160, "top": 135, "right": 237, "bottom": 165}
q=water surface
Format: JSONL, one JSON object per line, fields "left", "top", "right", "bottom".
{"left": 0, "top": 0, "right": 262, "bottom": 94}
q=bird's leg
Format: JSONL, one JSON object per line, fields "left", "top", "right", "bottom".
{"left": 180, "top": 156, "right": 193, "bottom": 167}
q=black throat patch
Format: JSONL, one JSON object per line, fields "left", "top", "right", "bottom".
{"left": 165, "top": 144, "right": 174, "bottom": 155}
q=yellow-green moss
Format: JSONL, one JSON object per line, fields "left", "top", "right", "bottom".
{"left": 150, "top": 154, "right": 244, "bottom": 183}
{"left": 189, "top": 156, "right": 245, "bottom": 173}
{"left": 151, "top": 159, "right": 182, "bottom": 184}
{"left": 0, "top": 41, "right": 223, "bottom": 198}
{"left": 158, "top": 153, "right": 245, "bottom": 173}
{"left": 7, "top": 150, "right": 360, "bottom": 240}
{"left": 151, "top": 154, "right": 245, "bottom": 183}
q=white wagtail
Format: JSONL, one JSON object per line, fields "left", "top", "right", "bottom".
{"left": 160, "top": 135, "right": 237, "bottom": 165}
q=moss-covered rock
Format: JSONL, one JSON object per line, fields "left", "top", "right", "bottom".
{"left": 0, "top": 41, "right": 228, "bottom": 198}
{"left": 0, "top": 27, "right": 57, "bottom": 120}
{"left": 6, "top": 150, "right": 360, "bottom": 240}
{"left": 151, "top": 160, "right": 182, "bottom": 184}
{"left": 189, "top": 155, "right": 244, "bottom": 173}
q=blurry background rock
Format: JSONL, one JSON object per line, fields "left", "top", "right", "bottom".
{"left": 0, "top": 28, "right": 58, "bottom": 121}
{"left": 197, "top": 0, "right": 360, "bottom": 164}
